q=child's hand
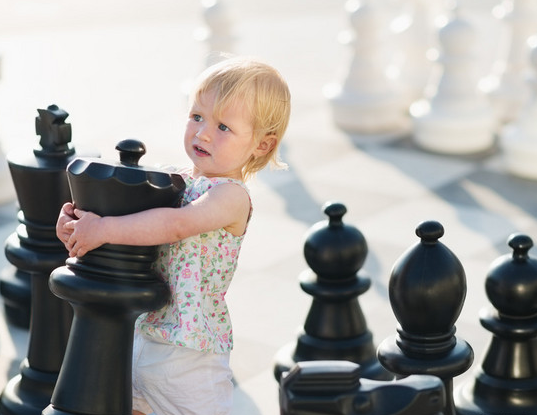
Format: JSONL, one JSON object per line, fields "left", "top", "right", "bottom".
{"left": 56, "top": 202, "right": 77, "bottom": 247}
{"left": 65, "top": 209, "right": 104, "bottom": 258}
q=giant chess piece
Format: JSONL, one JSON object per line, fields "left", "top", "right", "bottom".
{"left": 280, "top": 361, "right": 445, "bottom": 415}
{"left": 325, "top": 0, "right": 410, "bottom": 136}
{"left": 195, "top": 0, "right": 234, "bottom": 67}
{"left": 273, "top": 202, "right": 391, "bottom": 382}
{"left": 456, "top": 233, "right": 537, "bottom": 414}
{"left": 390, "top": 0, "right": 437, "bottom": 107}
{"left": 42, "top": 139, "right": 185, "bottom": 415}
{"left": 500, "top": 44, "right": 537, "bottom": 180}
{"left": 0, "top": 145, "right": 15, "bottom": 205}
{"left": 0, "top": 104, "right": 79, "bottom": 327}
{"left": 411, "top": 7, "right": 496, "bottom": 154}
{"left": 181, "top": 0, "right": 234, "bottom": 97}
{"left": 377, "top": 221, "right": 474, "bottom": 415}
{"left": 0, "top": 56, "right": 16, "bottom": 205}
{"left": 0, "top": 105, "right": 95, "bottom": 415}
{"left": 488, "top": 0, "right": 537, "bottom": 124}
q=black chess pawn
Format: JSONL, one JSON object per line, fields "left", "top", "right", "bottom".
{"left": 280, "top": 360, "right": 445, "bottom": 415}
{"left": 456, "top": 233, "right": 537, "bottom": 414}
{"left": 274, "top": 202, "right": 391, "bottom": 381}
{"left": 377, "top": 220, "right": 474, "bottom": 415}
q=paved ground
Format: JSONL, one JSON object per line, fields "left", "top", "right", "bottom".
{"left": 0, "top": 0, "right": 535, "bottom": 414}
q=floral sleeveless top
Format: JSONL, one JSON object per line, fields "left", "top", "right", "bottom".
{"left": 136, "top": 172, "right": 250, "bottom": 353}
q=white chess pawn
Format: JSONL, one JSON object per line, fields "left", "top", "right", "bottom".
{"left": 488, "top": 0, "right": 537, "bottom": 125}
{"left": 0, "top": 145, "right": 15, "bottom": 205}
{"left": 390, "top": 0, "right": 438, "bottom": 106}
{"left": 194, "top": 0, "right": 234, "bottom": 67}
{"left": 182, "top": 0, "right": 234, "bottom": 97}
{"left": 500, "top": 44, "right": 537, "bottom": 179}
{"left": 411, "top": 9, "right": 496, "bottom": 154}
{"left": 325, "top": 0, "right": 410, "bottom": 137}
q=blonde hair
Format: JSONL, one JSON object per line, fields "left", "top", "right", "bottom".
{"left": 190, "top": 56, "right": 291, "bottom": 180}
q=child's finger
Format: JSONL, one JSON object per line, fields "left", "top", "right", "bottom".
{"left": 73, "top": 208, "right": 87, "bottom": 218}
{"left": 63, "top": 202, "right": 74, "bottom": 214}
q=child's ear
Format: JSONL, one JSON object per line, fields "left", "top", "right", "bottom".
{"left": 254, "top": 134, "right": 277, "bottom": 156}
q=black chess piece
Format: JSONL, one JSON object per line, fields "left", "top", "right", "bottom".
{"left": 280, "top": 360, "right": 445, "bottom": 415}
{"left": 0, "top": 104, "right": 74, "bottom": 328}
{"left": 274, "top": 202, "right": 391, "bottom": 381}
{"left": 456, "top": 233, "right": 537, "bottom": 414}
{"left": 0, "top": 105, "right": 96, "bottom": 415}
{"left": 377, "top": 220, "right": 474, "bottom": 415}
{"left": 42, "top": 139, "right": 185, "bottom": 415}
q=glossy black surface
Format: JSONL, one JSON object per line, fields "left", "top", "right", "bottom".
{"left": 0, "top": 105, "right": 83, "bottom": 415}
{"left": 274, "top": 202, "right": 391, "bottom": 382}
{"left": 280, "top": 360, "right": 445, "bottom": 415}
{"left": 377, "top": 221, "right": 474, "bottom": 415}
{"left": 456, "top": 234, "right": 537, "bottom": 415}
{"left": 46, "top": 139, "right": 183, "bottom": 415}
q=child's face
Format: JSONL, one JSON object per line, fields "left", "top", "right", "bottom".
{"left": 185, "top": 90, "right": 257, "bottom": 180}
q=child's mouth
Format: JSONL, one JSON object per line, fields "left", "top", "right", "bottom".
{"left": 194, "top": 145, "right": 210, "bottom": 156}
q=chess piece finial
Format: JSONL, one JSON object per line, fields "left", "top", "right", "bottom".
{"left": 35, "top": 104, "right": 74, "bottom": 157}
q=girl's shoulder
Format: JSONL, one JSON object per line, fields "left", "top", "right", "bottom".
{"left": 192, "top": 174, "right": 249, "bottom": 194}
{"left": 181, "top": 173, "right": 250, "bottom": 205}
{"left": 152, "top": 167, "right": 249, "bottom": 197}
{"left": 207, "top": 176, "right": 249, "bottom": 191}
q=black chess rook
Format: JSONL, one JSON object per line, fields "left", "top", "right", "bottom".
{"left": 42, "top": 139, "right": 185, "bottom": 415}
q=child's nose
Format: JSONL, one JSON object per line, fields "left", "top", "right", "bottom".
{"left": 196, "top": 126, "right": 211, "bottom": 141}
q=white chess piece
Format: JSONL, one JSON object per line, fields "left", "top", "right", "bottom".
{"left": 182, "top": 0, "right": 234, "bottom": 98}
{"left": 194, "top": 0, "right": 234, "bottom": 67}
{"left": 411, "top": 8, "right": 496, "bottom": 154}
{"left": 325, "top": 0, "right": 410, "bottom": 137}
{"left": 488, "top": 0, "right": 537, "bottom": 125}
{"left": 390, "top": 0, "right": 438, "bottom": 107}
{"left": 0, "top": 145, "right": 15, "bottom": 205}
{"left": 0, "top": 57, "right": 15, "bottom": 204}
{"left": 500, "top": 43, "right": 537, "bottom": 179}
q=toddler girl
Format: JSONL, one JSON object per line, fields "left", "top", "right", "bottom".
{"left": 56, "top": 56, "right": 291, "bottom": 415}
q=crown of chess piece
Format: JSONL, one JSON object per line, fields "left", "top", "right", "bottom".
{"left": 377, "top": 220, "right": 474, "bottom": 415}
{"left": 456, "top": 233, "right": 537, "bottom": 415}
{"left": 274, "top": 202, "right": 391, "bottom": 382}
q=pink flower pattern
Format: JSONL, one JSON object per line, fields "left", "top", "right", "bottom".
{"left": 136, "top": 172, "right": 251, "bottom": 353}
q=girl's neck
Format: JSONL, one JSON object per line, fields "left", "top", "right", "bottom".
{"left": 191, "top": 167, "right": 244, "bottom": 182}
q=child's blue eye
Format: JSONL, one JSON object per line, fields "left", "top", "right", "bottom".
{"left": 218, "top": 124, "right": 230, "bottom": 132}
{"left": 193, "top": 114, "right": 203, "bottom": 122}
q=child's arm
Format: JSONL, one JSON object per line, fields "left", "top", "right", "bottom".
{"left": 64, "top": 183, "right": 250, "bottom": 258}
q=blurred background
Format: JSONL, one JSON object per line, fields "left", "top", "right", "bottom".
{"left": 0, "top": 1, "right": 536, "bottom": 414}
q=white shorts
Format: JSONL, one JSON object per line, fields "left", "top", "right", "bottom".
{"left": 132, "top": 333, "right": 233, "bottom": 415}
